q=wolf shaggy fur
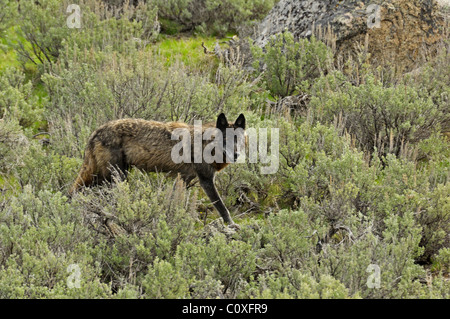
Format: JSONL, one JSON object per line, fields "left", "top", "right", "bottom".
{"left": 69, "top": 113, "right": 246, "bottom": 228}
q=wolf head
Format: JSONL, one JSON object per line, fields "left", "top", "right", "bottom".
{"left": 216, "top": 113, "right": 246, "bottom": 163}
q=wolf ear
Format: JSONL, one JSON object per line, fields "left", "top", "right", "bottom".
{"left": 216, "top": 113, "right": 228, "bottom": 131}
{"left": 234, "top": 113, "right": 245, "bottom": 129}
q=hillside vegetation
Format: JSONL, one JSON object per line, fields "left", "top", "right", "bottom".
{"left": 0, "top": 0, "right": 449, "bottom": 298}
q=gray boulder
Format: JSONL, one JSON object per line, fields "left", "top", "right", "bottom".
{"left": 251, "top": 0, "right": 448, "bottom": 71}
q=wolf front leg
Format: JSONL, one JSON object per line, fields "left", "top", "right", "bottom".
{"left": 197, "top": 173, "right": 240, "bottom": 229}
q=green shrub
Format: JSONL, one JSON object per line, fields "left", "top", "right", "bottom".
{"left": 0, "top": 119, "right": 29, "bottom": 173}
{"left": 12, "top": 0, "right": 69, "bottom": 65}
{"left": 12, "top": 0, "right": 159, "bottom": 66}
{"left": 142, "top": 257, "right": 190, "bottom": 298}
{"left": 12, "top": 143, "right": 81, "bottom": 193}
{"left": 65, "top": 0, "right": 159, "bottom": 53}
{"left": 257, "top": 209, "right": 318, "bottom": 271}
{"left": 252, "top": 32, "right": 332, "bottom": 97}
{"left": 239, "top": 270, "right": 353, "bottom": 299}
{"left": 0, "top": 0, "right": 17, "bottom": 34}
{"left": 0, "top": 186, "right": 110, "bottom": 298}
{"left": 176, "top": 234, "right": 256, "bottom": 298}
{"left": 0, "top": 67, "right": 43, "bottom": 127}
{"left": 71, "top": 171, "right": 199, "bottom": 293}
{"left": 404, "top": 43, "right": 450, "bottom": 132}
{"left": 309, "top": 71, "right": 449, "bottom": 158}
{"left": 152, "top": 0, "right": 276, "bottom": 36}
{"left": 432, "top": 248, "right": 450, "bottom": 273}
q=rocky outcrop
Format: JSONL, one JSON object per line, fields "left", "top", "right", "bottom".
{"left": 251, "top": 0, "right": 448, "bottom": 71}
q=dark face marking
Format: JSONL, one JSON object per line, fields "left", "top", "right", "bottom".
{"left": 215, "top": 113, "right": 246, "bottom": 163}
